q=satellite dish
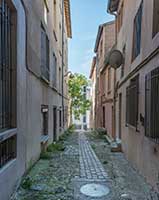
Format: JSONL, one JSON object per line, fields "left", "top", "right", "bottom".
{"left": 108, "top": 50, "right": 124, "bottom": 69}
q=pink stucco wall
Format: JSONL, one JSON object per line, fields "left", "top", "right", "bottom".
{"left": 115, "top": 0, "right": 159, "bottom": 189}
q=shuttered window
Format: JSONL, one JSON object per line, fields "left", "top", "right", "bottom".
{"left": 126, "top": 75, "right": 139, "bottom": 129}
{"left": 145, "top": 67, "right": 159, "bottom": 143}
{"left": 153, "top": 0, "right": 159, "bottom": 37}
{"left": 132, "top": 1, "right": 143, "bottom": 61}
{"left": 41, "top": 25, "right": 50, "bottom": 82}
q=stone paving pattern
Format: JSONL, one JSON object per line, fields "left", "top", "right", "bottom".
{"left": 14, "top": 131, "right": 159, "bottom": 200}
{"left": 79, "top": 132, "right": 107, "bottom": 180}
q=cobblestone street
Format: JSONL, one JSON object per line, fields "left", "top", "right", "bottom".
{"left": 14, "top": 131, "right": 159, "bottom": 200}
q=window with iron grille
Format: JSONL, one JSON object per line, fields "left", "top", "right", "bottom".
{"left": 41, "top": 25, "right": 50, "bottom": 82}
{"left": 0, "top": 135, "right": 17, "bottom": 169}
{"left": 132, "top": 1, "right": 143, "bottom": 61}
{"left": 41, "top": 105, "right": 49, "bottom": 135}
{"left": 0, "top": 0, "right": 17, "bottom": 168}
{"left": 126, "top": 75, "right": 139, "bottom": 128}
{"left": 145, "top": 67, "right": 159, "bottom": 143}
{"left": 152, "top": 0, "right": 159, "bottom": 38}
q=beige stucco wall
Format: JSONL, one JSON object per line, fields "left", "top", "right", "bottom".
{"left": 0, "top": 0, "right": 71, "bottom": 199}
{"left": 115, "top": 0, "right": 159, "bottom": 189}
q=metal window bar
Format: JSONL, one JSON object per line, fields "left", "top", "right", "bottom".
{"left": 126, "top": 76, "right": 139, "bottom": 129}
{"left": 0, "top": 135, "right": 17, "bottom": 169}
{"left": 0, "top": 0, "right": 12, "bottom": 131}
{"left": 145, "top": 67, "right": 159, "bottom": 143}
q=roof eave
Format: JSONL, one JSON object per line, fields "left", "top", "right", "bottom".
{"left": 64, "top": 0, "right": 72, "bottom": 38}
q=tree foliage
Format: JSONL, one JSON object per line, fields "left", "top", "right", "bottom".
{"left": 68, "top": 73, "right": 91, "bottom": 119}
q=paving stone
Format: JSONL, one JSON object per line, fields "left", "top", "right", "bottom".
{"left": 78, "top": 132, "right": 108, "bottom": 180}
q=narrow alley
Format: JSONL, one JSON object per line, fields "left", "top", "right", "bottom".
{"left": 1, "top": 0, "right": 159, "bottom": 199}
{"left": 14, "top": 131, "right": 158, "bottom": 200}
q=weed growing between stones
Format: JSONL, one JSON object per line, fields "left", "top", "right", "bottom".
{"left": 40, "top": 151, "right": 52, "bottom": 160}
{"left": 103, "top": 160, "right": 108, "bottom": 165}
{"left": 59, "top": 124, "right": 75, "bottom": 141}
{"left": 90, "top": 128, "right": 107, "bottom": 140}
{"left": 91, "top": 144, "right": 96, "bottom": 150}
{"left": 21, "top": 177, "right": 34, "bottom": 190}
{"left": 15, "top": 132, "right": 79, "bottom": 200}
{"left": 47, "top": 143, "right": 65, "bottom": 152}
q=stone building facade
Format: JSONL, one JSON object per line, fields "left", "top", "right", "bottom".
{"left": 108, "top": 0, "right": 159, "bottom": 190}
{"left": 0, "top": 0, "right": 72, "bottom": 199}
{"left": 92, "top": 21, "right": 115, "bottom": 138}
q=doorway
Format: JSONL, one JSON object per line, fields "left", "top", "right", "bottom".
{"left": 103, "top": 106, "right": 105, "bottom": 128}
{"left": 53, "top": 107, "right": 57, "bottom": 142}
{"left": 119, "top": 93, "right": 122, "bottom": 139}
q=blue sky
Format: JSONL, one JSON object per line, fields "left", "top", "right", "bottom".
{"left": 68, "top": 0, "right": 114, "bottom": 78}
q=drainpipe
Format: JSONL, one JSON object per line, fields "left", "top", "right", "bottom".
{"left": 107, "top": 10, "right": 118, "bottom": 141}
{"left": 62, "top": 0, "right": 65, "bottom": 129}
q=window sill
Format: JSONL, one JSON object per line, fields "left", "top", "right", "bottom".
{"left": 0, "top": 128, "right": 17, "bottom": 143}
{"left": 0, "top": 159, "right": 16, "bottom": 174}
{"left": 41, "top": 135, "right": 49, "bottom": 144}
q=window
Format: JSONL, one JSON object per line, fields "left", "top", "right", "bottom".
{"left": 108, "top": 67, "right": 111, "bottom": 92}
{"left": 117, "top": 2, "right": 124, "bottom": 32}
{"left": 152, "top": 0, "right": 159, "bottom": 37}
{"left": 0, "top": 135, "right": 17, "bottom": 169}
{"left": 132, "top": 1, "right": 143, "bottom": 61}
{"left": 83, "top": 115, "right": 86, "bottom": 123}
{"left": 52, "top": 53, "right": 57, "bottom": 87}
{"left": 0, "top": 0, "right": 16, "bottom": 131}
{"left": 121, "top": 45, "right": 126, "bottom": 78}
{"left": 0, "top": 0, "right": 17, "bottom": 168}
{"left": 41, "top": 25, "right": 50, "bottom": 81}
{"left": 145, "top": 67, "right": 159, "bottom": 143}
{"left": 126, "top": 75, "right": 139, "bottom": 128}
{"left": 41, "top": 105, "right": 49, "bottom": 135}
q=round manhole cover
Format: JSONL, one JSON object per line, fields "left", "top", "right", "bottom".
{"left": 80, "top": 183, "right": 110, "bottom": 197}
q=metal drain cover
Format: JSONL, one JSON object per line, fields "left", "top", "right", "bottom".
{"left": 80, "top": 183, "right": 110, "bottom": 197}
